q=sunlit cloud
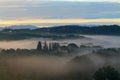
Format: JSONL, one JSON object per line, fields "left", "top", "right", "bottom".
{"left": 0, "top": 18, "right": 119, "bottom": 26}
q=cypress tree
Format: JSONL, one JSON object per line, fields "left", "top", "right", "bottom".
{"left": 37, "top": 41, "right": 42, "bottom": 51}
{"left": 43, "top": 41, "right": 49, "bottom": 52}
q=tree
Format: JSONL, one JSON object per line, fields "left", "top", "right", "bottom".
{"left": 37, "top": 41, "right": 42, "bottom": 51}
{"left": 52, "top": 42, "right": 60, "bottom": 51}
{"left": 49, "top": 42, "right": 52, "bottom": 51}
{"left": 68, "top": 43, "right": 79, "bottom": 52}
{"left": 43, "top": 41, "right": 49, "bottom": 52}
{"left": 68, "top": 43, "right": 79, "bottom": 48}
{"left": 93, "top": 66, "right": 120, "bottom": 80}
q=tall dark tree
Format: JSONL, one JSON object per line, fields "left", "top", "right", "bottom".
{"left": 93, "top": 66, "right": 120, "bottom": 80}
{"left": 49, "top": 42, "right": 52, "bottom": 51}
{"left": 37, "top": 41, "right": 42, "bottom": 51}
{"left": 52, "top": 42, "right": 60, "bottom": 52}
{"left": 43, "top": 41, "right": 49, "bottom": 52}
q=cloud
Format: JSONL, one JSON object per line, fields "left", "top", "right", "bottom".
{"left": 0, "top": 1, "right": 120, "bottom": 26}
{"left": 0, "top": 18, "right": 120, "bottom": 26}
{"left": 0, "top": 2, "right": 119, "bottom": 20}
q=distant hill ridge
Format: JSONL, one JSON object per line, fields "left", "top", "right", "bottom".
{"left": 34, "top": 25, "right": 120, "bottom": 35}
{"left": 6, "top": 25, "right": 37, "bottom": 30}
{"left": 1, "top": 25, "right": 120, "bottom": 35}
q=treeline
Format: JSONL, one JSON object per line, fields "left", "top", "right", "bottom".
{"left": 1, "top": 41, "right": 120, "bottom": 57}
{"left": 0, "top": 41, "right": 103, "bottom": 56}
{"left": 95, "top": 48, "right": 120, "bottom": 56}
{"left": 36, "top": 41, "right": 79, "bottom": 53}
{"left": 0, "top": 41, "right": 80, "bottom": 56}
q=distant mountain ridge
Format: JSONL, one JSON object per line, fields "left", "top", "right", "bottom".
{"left": 34, "top": 25, "right": 120, "bottom": 35}
{"left": 0, "top": 27, "right": 4, "bottom": 31}
{"left": 1, "top": 25, "right": 120, "bottom": 35}
{"left": 5, "top": 25, "right": 38, "bottom": 30}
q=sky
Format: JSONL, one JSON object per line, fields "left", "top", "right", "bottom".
{"left": 0, "top": 0, "right": 120, "bottom": 27}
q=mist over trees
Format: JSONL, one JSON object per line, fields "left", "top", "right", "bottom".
{"left": 0, "top": 41, "right": 120, "bottom": 80}
{"left": 0, "top": 24, "right": 120, "bottom": 80}
{"left": 1, "top": 40, "right": 120, "bottom": 57}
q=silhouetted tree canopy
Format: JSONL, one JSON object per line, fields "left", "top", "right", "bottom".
{"left": 93, "top": 66, "right": 120, "bottom": 80}
{"left": 68, "top": 43, "right": 79, "bottom": 48}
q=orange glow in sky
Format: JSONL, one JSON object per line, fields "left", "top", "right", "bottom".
{"left": 0, "top": 18, "right": 119, "bottom": 26}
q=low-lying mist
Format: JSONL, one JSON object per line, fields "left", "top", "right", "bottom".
{"left": 0, "top": 52, "right": 120, "bottom": 80}
{"left": 0, "top": 56, "right": 71, "bottom": 80}
{"left": 0, "top": 35, "right": 120, "bottom": 49}
{"left": 6, "top": 56, "right": 69, "bottom": 75}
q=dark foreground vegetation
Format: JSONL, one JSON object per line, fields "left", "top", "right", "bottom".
{"left": 0, "top": 41, "right": 120, "bottom": 80}
{"left": 0, "top": 25, "right": 120, "bottom": 40}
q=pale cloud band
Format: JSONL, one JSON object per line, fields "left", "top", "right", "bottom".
{"left": 0, "top": 18, "right": 119, "bottom": 26}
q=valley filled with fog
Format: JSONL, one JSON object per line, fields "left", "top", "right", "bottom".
{"left": 0, "top": 35, "right": 120, "bottom": 49}
{"left": 1, "top": 0, "right": 120, "bottom": 79}
{"left": 0, "top": 35, "right": 120, "bottom": 80}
